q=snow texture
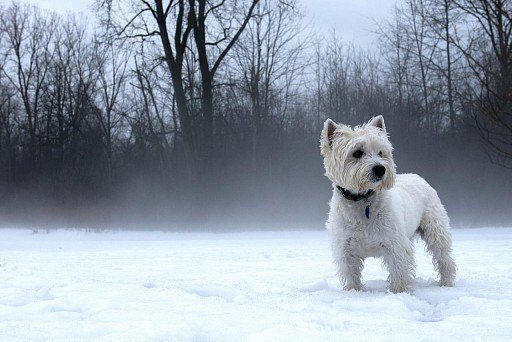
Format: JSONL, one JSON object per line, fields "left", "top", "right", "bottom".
{"left": 0, "top": 227, "right": 511, "bottom": 340}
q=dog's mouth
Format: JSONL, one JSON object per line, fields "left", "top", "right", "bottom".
{"left": 361, "top": 174, "right": 385, "bottom": 191}
{"left": 357, "top": 178, "right": 380, "bottom": 193}
{"left": 372, "top": 175, "right": 384, "bottom": 183}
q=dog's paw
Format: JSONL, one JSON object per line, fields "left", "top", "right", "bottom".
{"left": 343, "top": 283, "right": 363, "bottom": 291}
{"left": 388, "top": 283, "right": 411, "bottom": 294}
{"left": 439, "top": 278, "right": 454, "bottom": 287}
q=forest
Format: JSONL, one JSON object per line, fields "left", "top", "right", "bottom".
{"left": 0, "top": 0, "right": 511, "bottom": 229}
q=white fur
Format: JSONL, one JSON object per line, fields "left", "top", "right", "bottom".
{"left": 321, "top": 116, "right": 456, "bottom": 293}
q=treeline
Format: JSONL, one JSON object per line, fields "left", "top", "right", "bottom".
{"left": 0, "top": 0, "right": 511, "bottom": 229}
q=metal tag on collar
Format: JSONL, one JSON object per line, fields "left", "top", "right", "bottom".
{"left": 365, "top": 198, "right": 370, "bottom": 219}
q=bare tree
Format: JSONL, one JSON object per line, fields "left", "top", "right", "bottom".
{"left": 426, "top": 0, "right": 461, "bottom": 130}
{"left": 130, "top": 50, "right": 175, "bottom": 172}
{"left": 406, "top": 0, "right": 441, "bottom": 130}
{"left": 451, "top": 0, "right": 512, "bottom": 166}
{"left": 0, "top": 21, "right": 18, "bottom": 182}
{"left": 1, "top": 3, "right": 56, "bottom": 168}
{"left": 93, "top": 38, "right": 130, "bottom": 182}
{"left": 97, "top": 0, "right": 259, "bottom": 175}
{"left": 233, "top": 0, "right": 305, "bottom": 170}
{"left": 96, "top": 0, "right": 198, "bottom": 172}
{"left": 188, "top": 0, "right": 259, "bottom": 170}
{"left": 378, "top": 5, "right": 414, "bottom": 120}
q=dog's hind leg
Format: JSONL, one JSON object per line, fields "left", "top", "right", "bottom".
{"left": 419, "top": 205, "right": 457, "bottom": 287}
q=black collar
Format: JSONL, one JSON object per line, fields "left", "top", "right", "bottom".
{"left": 336, "top": 185, "right": 374, "bottom": 202}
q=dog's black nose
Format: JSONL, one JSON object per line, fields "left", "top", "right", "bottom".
{"left": 373, "top": 165, "right": 386, "bottom": 178}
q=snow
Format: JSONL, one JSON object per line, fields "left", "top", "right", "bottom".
{"left": 0, "top": 227, "right": 511, "bottom": 340}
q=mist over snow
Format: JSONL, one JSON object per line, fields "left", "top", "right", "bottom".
{"left": 0, "top": 0, "right": 510, "bottom": 230}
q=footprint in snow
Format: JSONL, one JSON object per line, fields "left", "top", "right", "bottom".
{"left": 142, "top": 280, "right": 156, "bottom": 289}
{"left": 185, "top": 284, "right": 237, "bottom": 302}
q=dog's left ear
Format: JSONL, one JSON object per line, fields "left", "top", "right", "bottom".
{"left": 368, "top": 115, "right": 386, "bottom": 132}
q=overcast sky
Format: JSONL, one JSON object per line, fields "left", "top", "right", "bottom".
{"left": 301, "top": 0, "right": 395, "bottom": 46}
{"left": 24, "top": 0, "right": 396, "bottom": 48}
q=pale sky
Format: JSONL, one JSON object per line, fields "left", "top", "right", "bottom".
{"left": 301, "top": 0, "right": 395, "bottom": 46}
{"left": 23, "top": 0, "right": 396, "bottom": 48}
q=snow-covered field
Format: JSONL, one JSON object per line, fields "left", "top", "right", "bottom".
{"left": 0, "top": 227, "right": 511, "bottom": 341}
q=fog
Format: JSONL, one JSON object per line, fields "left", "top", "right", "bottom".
{"left": 0, "top": 0, "right": 511, "bottom": 231}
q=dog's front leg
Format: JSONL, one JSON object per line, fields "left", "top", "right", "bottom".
{"left": 340, "top": 254, "right": 364, "bottom": 291}
{"left": 334, "top": 238, "right": 364, "bottom": 291}
{"left": 382, "top": 240, "right": 415, "bottom": 293}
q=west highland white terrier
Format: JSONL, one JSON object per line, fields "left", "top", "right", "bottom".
{"left": 320, "top": 116, "right": 456, "bottom": 293}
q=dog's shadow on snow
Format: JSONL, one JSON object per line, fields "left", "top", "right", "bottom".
{"left": 363, "top": 278, "right": 441, "bottom": 294}
{"left": 300, "top": 277, "right": 465, "bottom": 305}
{"left": 300, "top": 277, "right": 455, "bottom": 296}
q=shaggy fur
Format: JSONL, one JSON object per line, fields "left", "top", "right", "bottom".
{"left": 321, "top": 116, "right": 456, "bottom": 293}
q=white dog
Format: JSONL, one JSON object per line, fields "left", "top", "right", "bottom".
{"left": 320, "top": 116, "right": 456, "bottom": 293}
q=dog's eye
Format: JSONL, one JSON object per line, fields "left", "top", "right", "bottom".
{"left": 352, "top": 150, "right": 364, "bottom": 158}
{"left": 378, "top": 151, "right": 383, "bottom": 157}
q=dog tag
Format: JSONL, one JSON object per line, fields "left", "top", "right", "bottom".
{"left": 365, "top": 204, "right": 370, "bottom": 219}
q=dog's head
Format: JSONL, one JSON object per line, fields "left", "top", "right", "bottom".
{"left": 320, "top": 115, "right": 396, "bottom": 193}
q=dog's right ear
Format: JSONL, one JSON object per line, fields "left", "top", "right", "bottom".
{"left": 321, "top": 119, "right": 338, "bottom": 154}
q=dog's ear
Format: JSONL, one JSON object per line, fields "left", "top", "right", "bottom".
{"left": 368, "top": 115, "right": 386, "bottom": 132}
{"left": 321, "top": 119, "right": 339, "bottom": 153}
